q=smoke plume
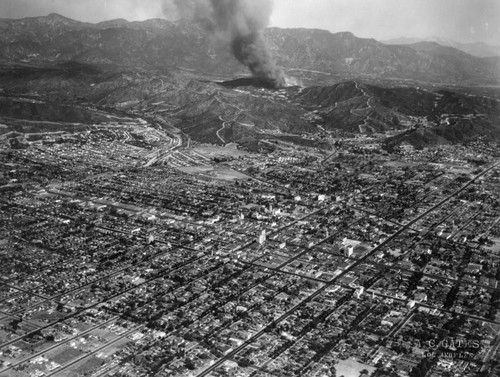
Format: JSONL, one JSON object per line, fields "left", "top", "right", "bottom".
{"left": 164, "top": 0, "right": 288, "bottom": 88}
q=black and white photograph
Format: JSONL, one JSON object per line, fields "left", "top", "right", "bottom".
{"left": 0, "top": 1, "right": 500, "bottom": 376}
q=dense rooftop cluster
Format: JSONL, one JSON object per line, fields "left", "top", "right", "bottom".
{"left": 1, "top": 106, "right": 500, "bottom": 377}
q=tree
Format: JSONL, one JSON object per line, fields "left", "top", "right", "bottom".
{"left": 443, "top": 285, "right": 459, "bottom": 309}
{"left": 410, "top": 357, "right": 434, "bottom": 377}
{"left": 185, "top": 358, "right": 196, "bottom": 370}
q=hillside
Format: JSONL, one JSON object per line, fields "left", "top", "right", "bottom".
{"left": 1, "top": 58, "right": 499, "bottom": 150}
{"left": 292, "top": 82, "right": 500, "bottom": 138}
{"left": 1, "top": 14, "right": 499, "bottom": 150}
{"left": 383, "top": 37, "right": 500, "bottom": 58}
{"left": 0, "top": 14, "right": 499, "bottom": 85}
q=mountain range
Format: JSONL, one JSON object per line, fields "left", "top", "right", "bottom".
{"left": 383, "top": 36, "right": 500, "bottom": 58}
{"left": 1, "top": 61, "right": 499, "bottom": 150}
{"left": 0, "top": 13, "right": 499, "bottom": 85}
{"left": 0, "top": 13, "right": 499, "bottom": 150}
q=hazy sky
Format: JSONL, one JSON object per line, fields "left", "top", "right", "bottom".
{"left": 0, "top": 0, "right": 498, "bottom": 44}
{"left": 273, "top": 0, "right": 500, "bottom": 44}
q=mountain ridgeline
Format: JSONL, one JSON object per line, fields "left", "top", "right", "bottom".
{"left": 0, "top": 13, "right": 499, "bottom": 85}
{"left": 0, "top": 13, "right": 499, "bottom": 149}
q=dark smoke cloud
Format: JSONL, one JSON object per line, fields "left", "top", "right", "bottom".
{"left": 164, "top": 0, "right": 288, "bottom": 88}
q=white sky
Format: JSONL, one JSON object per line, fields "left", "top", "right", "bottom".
{"left": 0, "top": 0, "right": 498, "bottom": 44}
{"left": 271, "top": 0, "right": 500, "bottom": 43}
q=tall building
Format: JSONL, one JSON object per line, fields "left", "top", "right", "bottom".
{"left": 355, "top": 286, "right": 364, "bottom": 299}
{"left": 146, "top": 234, "right": 155, "bottom": 245}
{"left": 257, "top": 229, "right": 266, "bottom": 244}
{"left": 346, "top": 245, "right": 354, "bottom": 257}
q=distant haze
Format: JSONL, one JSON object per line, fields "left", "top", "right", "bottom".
{"left": 272, "top": 0, "right": 500, "bottom": 45}
{"left": 0, "top": 0, "right": 498, "bottom": 45}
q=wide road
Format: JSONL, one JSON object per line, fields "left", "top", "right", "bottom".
{"left": 194, "top": 159, "right": 500, "bottom": 376}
